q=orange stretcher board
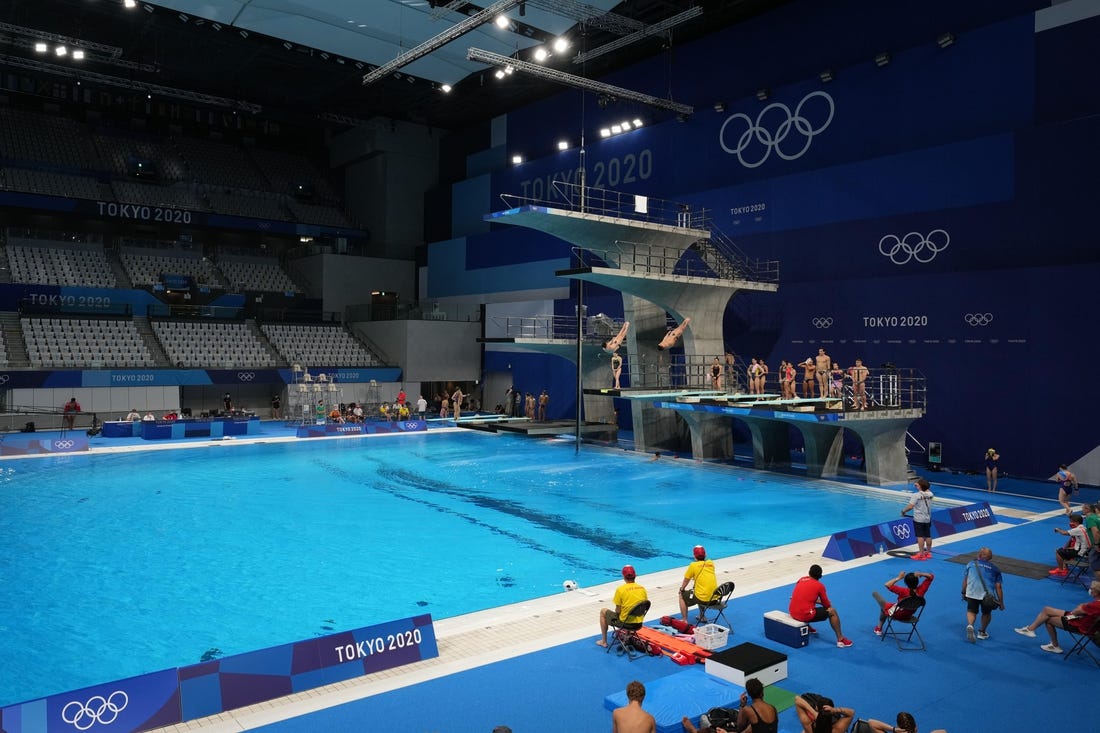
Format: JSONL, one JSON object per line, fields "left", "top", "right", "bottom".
{"left": 636, "top": 627, "right": 713, "bottom": 662}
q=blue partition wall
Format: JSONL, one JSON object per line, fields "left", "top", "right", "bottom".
{"left": 427, "top": 0, "right": 1099, "bottom": 481}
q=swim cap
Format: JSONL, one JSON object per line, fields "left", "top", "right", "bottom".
{"left": 693, "top": 545, "right": 706, "bottom": 560}
{"left": 621, "top": 565, "right": 636, "bottom": 580}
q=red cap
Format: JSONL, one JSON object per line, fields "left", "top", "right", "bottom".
{"left": 693, "top": 545, "right": 706, "bottom": 560}
{"left": 621, "top": 565, "right": 636, "bottom": 580}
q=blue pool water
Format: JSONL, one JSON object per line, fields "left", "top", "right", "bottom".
{"left": 0, "top": 431, "right": 905, "bottom": 706}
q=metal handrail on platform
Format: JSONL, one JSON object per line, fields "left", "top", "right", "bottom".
{"left": 491, "top": 313, "right": 626, "bottom": 342}
{"left": 498, "top": 180, "right": 779, "bottom": 284}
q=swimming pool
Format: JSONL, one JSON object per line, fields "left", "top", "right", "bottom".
{"left": 0, "top": 431, "right": 904, "bottom": 706}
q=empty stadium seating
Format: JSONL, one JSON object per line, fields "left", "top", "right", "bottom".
{"left": 261, "top": 323, "right": 378, "bottom": 367}
{"left": 22, "top": 317, "right": 155, "bottom": 368}
{"left": 152, "top": 320, "right": 279, "bottom": 368}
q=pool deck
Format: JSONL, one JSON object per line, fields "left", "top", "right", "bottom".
{"left": 4, "top": 421, "right": 1077, "bottom": 732}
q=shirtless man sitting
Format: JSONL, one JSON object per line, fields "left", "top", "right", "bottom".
{"left": 657, "top": 317, "right": 691, "bottom": 351}
{"left": 602, "top": 321, "right": 630, "bottom": 353}
{"left": 612, "top": 680, "right": 656, "bottom": 733}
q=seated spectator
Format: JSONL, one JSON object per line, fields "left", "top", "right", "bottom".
{"left": 125, "top": 408, "right": 142, "bottom": 422}
{"left": 872, "top": 570, "right": 934, "bottom": 635}
{"left": 794, "top": 694, "right": 853, "bottom": 733}
{"left": 789, "top": 564, "right": 853, "bottom": 648}
{"left": 328, "top": 408, "right": 343, "bottom": 423}
{"left": 163, "top": 411, "right": 178, "bottom": 421}
{"left": 1014, "top": 579, "right": 1100, "bottom": 653}
{"left": 397, "top": 403, "right": 411, "bottom": 420}
{"left": 379, "top": 403, "right": 391, "bottom": 421}
{"left": 142, "top": 412, "right": 156, "bottom": 421}
{"left": 864, "top": 711, "right": 946, "bottom": 733}
{"left": 1050, "top": 513, "right": 1090, "bottom": 576}
{"left": 679, "top": 545, "right": 718, "bottom": 622}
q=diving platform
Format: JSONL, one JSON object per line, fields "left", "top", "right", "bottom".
{"left": 457, "top": 417, "right": 617, "bottom": 439}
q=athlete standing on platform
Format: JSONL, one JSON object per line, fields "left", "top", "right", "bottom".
{"left": 830, "top": 363, "right": 845, "bottom": 399}
{"left": 747, "top": 358, "right": 760, "bottom": 394}
{"left": 611, "top": 352, "right": 623, "bottom": 389}
{"left": 801, "top": 358, "right": 816, "bottom": 398}
{"left": 711, "top": 357, "right": 723, "bottom": 390}
{"left": 985, "top": 448, "right": 1000, "bottom": 492}
{"left": 1056, "top": 464, "right": 1079, "bottom": 515}
{"left": 815, "top": 348, "right": 831, "bottom": 400}
{"left": 849, "top": 359, "right": 870, "bottom": 410}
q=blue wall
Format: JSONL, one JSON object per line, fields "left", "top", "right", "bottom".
{"left": 428, "top": 0, "right": 1098, "bottom": 480}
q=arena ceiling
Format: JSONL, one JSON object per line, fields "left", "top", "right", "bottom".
{"left": 0, "top": 0, "right": 789, "bottom": 130}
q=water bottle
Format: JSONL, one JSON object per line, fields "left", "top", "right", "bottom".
{"left": 877, "top": 542, "right": 886, "bottom": 556}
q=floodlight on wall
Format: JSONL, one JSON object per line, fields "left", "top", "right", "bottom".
{"left": 467, "top": 46, "right": 693, "bottom": 115}
{"left": 756, "top": 88, "right": 769, "bottom": 101}
{"left": 874, "top": 52, "right": 890, "bottom": 67}
{"left": 937, "top": 31, "right": 955, "bottom": 48}
{"left": 557, "top": 140, "right": 569, "bottom": 150}
{"left": 819, "top": 69, "right": 834, "bottom": 83}
{"left": 511, "top": 154, "right": 524, "bottom": 164}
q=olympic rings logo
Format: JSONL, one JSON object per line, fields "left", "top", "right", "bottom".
{"left": 892, "top": 524, "right": 912, "bottom": 540}
{"left": 54, "top": 440, "right": 75, "bottom": 450}
{"left": 404, "top": 422, "right": 420, "bottom": 430}
{"left": 878, "top": 230, "right": 950, "bottom": 265}
{"left": 61, "top": 690, "right": 128, "bottom": 730}
{"left": 237, "top": 372, "right": 255, "bottom": 381}
{"left": 964, "top": 313, "right": 993, "bottom": 327}
{"left": 811, "top": 317, "right": 833, "bottom": 329}
{"left": 0, "top": 374, "right": 9, "bottom": 384}
{"left": 719, "top": 91, "right": 835, "bottom": 168}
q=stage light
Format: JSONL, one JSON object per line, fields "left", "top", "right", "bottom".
{"left": 599, "top": 128, "right": 611, "bottom": 138}
{"left": 557, "top": 140, "right": 569, "bottom": 150}
{"left": 756, "top": 88, "right": 769, "bottom": 101}
{"left": 619, "top": 120, "right": 631, "bottom": 130}
{"left": 874, "top": 52, "right": 890, "bottom": 67}
{"left": 124, "top": 0, "right": 137, "bottom": 7}
{"left": 494, "top": 15, "right": 509, "bottom": 29}
{"left": 553, "top": 37, "right": 569, "bottom": 53}
{"left": 494, "top": 69, "right": 505, "bottom": 79}
{"left": 610, "top": 124, "right": 622, "bottom": 133}
{"left": 632, "top": 118, "right": 643, "bottom": 127}
{"left": 533, "top": 47, "right": 548, "bottom": 62}
{"left": 511, "top": 154, "right": 523, "bottom": 164}
{"left": 440, "top": 83, "right": 452, "bottom": 93}
{"left": 72, "top": 50, "right": 85, "bottom": 60}
{"left": 34, "top": 42, "right": 47, "bottom": 53}
{"left": 819, "top": 69, "right": 834, "bottom": 83}
{"left": 504, "top": 64, "right": 514, "bottom": 74}
{"left": 937, "top": 31, "right": 955, "bottom": 48}
{"left": 55, "top": 45, "right": 67, "bottom": 56}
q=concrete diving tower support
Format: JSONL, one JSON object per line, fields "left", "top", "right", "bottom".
{"left": 652, "top": 398, "right": 925, "bottom": 486}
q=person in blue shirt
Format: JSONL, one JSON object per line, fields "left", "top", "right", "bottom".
{"left": 961, "top": 546, "right": 1004, "bottom": 643}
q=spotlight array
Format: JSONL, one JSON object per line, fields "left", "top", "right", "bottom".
{"left": 598, "top": 118, "right": 643, "bottom": 138}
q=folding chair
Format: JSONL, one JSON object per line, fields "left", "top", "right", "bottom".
{"left": 696, "top": 581, "right": 736, "bottom": 629}
{"left": 607, "top": 600, "right": 652, "bottom": 661}
{"left": 879, "top": 594, "right": 926, "bottom": 651}
{"left": 1060, "top": 551, "right": 1091, "bottom": 590}
{"left": 1062, "top": 616, "right": 1100, "bottom": 668}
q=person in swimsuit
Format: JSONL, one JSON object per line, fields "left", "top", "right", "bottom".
{"left": 611, "top": 352, "right": 624, "bottom": 389}
{"left": 1056, "top": 464, "right": 1078, "bottom": 515}
{"left": 849, "top": 359, "right": 869, "bottom": 410}
{"left": 800, "top": 358, "right": 816, "bottom": 398}
{"left": 439, "top": 395, "right": 449, "bottom": 419}
{"left": 734, "top": 678, "right": 778, "bottom": 733}
{"left": 785, "top": 360, "right": 796, "bottom": 399}
{"left": 985, "top": 448, "right": 1000, "bottom": 492}
{"left": 794, "top": 694, "right": 854, "bottom": 733}
{"left": 537, "top": 390, "right": 549, "bottom": 421}
{"left": 710, "top": 357, "right": 723, "bottom": 390}
{"left": 746, "top": 359, "right": 758, "bottom": 395}
{"left": 657, "top": 317, "right": 691, "bottom": 351}
{"left": 830, "top": 363, "right": 845, "bottom": 399}
{"left": 756, "top": 359, "right": 769, "bottom": 395}
{"left": 814, "top": 348, "right": 831, "bottom": 400}
{"left": 602, "top": 320, "right": 630, "bottom": 353}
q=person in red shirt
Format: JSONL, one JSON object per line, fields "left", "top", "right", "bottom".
{"left": 789, "top": 564, "right": 853, "bottom": 647}
{"left": 1013, "top": 579, "right": 1100, "bottom": 653}
{"left": 872, "top": 570, "right": 934, "bottom": 635}
{"left": 62, "top": 397, "right": 81, "bottom": 430}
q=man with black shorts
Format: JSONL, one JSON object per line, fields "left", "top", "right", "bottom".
{"left": 789, "top": 564, "right": 853, "bottom": 647}
{"left": 901, "top": 478, "right": 935, "bottom": 560}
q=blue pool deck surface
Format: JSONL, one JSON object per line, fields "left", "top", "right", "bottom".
{"left": 2, "top": 418, "right": 1094, "bottom": 733}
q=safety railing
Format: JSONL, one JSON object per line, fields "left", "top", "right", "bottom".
{"left": 500, "top": 180, "right": 779, "bottom": 284}
{"left": 491, "top": 313, "right": 627, "bottom": 343}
